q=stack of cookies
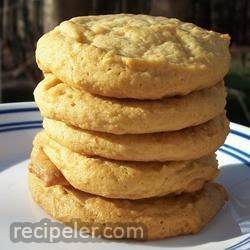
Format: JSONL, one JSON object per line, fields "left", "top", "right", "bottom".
{"left": 29, "top": 14, "right": 231, "bottom": 240}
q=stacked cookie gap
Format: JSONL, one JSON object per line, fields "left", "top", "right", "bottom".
{"left": 29, "top": 14, "right": 231, "bottom": 240}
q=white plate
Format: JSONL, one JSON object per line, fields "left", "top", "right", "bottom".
{"left": 0, "top": 102, "right": 249, "bottom": 250}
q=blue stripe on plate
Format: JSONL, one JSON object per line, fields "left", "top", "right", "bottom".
{"left": 0, "top": 107, "right": 249, "bottom": 139}
{"left": 218, "top": 148, "right": 250, "bottom": 167}
{"left": 230, "top": 129, "right": 250, "bottom": 140}
{"left": 225, "top": 236, "right": 250, "bottom": 250}
{"left": 223, "top": 144, "right": 250, "bottom": 159}
{"left": 1, "top": 124, "right": 249, "bottom": 166}
{"left": 0, "top": 120, "right": 42, "bottom": 128}
{"left": 0, "top": 125, "right": 42, "bottom": 133}
{"left": 0, "top": 112, "right": 249, "bottom": 163}
{"left": 0, "top": 107, "right": 39, "bottom": 114}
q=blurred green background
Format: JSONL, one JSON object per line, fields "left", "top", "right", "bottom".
{"left": 1, "top": 0, "right": 250, "bottom": 126}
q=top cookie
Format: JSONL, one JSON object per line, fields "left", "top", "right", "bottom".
{"left": 36, "top": 14, "right": 230, "bottom": 99}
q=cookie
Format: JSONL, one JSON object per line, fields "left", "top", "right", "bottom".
{"left": 36, "top": 14, "right": 230, "bottom": 99}
{"left": 32, "top": 131, "right": 219, "bottom": 199}
{"left": 29, "top": 146, "right": 69, "bottom": 187}
{"left": 34, "top": 74, "right": 226, "bottom": 134}
{"left": 43, "top": 114, "right": 229, "bottom": 162}
{"left": 28, "top": 172, "right": 227, "bottom": 240}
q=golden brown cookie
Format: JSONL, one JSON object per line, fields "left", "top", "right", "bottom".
{"left": 34, "top": 74, "right": 226, "bottom": 134}
{"left": 36, "top": 14, "right": 230, "bottom": 99}
{"left": 28, "top": 172, "right": 227, "bottom": 240}
{"left": 43, "top": 114, "right": 229, "bottom": 162}
{"left": 29, "top": 146, "right": 69, "bottom": 187}
{"left": 32, "top": 131, "right": 219, "bottom": 199}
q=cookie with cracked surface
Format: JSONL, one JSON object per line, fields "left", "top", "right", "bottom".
{"left": 32, "top": 131, "right": 219, "bottom": 199}
{"left": 36, "top": 14, "right": 230, "bottom": 99}
{"left": 34, "top": 74, "right": 226, "bottom": 134}
{"left": 28, "top": 172, "right": 227, "bottom": 240}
